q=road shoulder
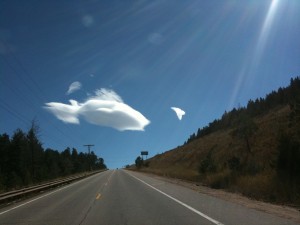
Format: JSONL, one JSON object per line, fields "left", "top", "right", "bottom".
{"left": 129, "top": 170, "right": 300, "bottom": 224}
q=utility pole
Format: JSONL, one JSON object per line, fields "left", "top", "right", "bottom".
{"left": 84, "top": 144, "right": 94, "bottom": 171}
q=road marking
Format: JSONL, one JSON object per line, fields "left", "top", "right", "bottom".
{"left": 103, "top": 170, "right": 115, "bottom": 187}
{"left": 127, "top": 172, "right": 224, "bottom": 225}
{"left": 96, "top": 193, "right": 101, "bottom": 200}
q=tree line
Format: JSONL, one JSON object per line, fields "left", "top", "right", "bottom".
{"left": 0, "top": 123, "right": 106, "bottom": 191}
{"left": 185, "top": 77, "right": 300, "bottom": 144}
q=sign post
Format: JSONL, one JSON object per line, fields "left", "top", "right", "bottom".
{"left": 141, "top": 151, "right": 148, "bottom": 160}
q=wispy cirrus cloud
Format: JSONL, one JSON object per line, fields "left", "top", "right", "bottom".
{"left": 66, "top": 81, "right": 82, "bottom": 95}
{"left": 45, "top": 88, "right": 150, "bottom": 131}
{"left": 171, "top": 107, "right": 185, "bottom": 120}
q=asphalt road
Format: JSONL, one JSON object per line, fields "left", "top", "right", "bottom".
{"left": 0, "top": 169, "right": 298, "bottom": 225}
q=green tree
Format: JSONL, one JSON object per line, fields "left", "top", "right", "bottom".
{"left": 135, "top": 156, "right": 143, "bottom": 169}
{"left": 95, "top": 157, "right": 106, "bottom": 170}
{"left": 0, "top": 133, "right": 10, "bottom": 188}
{"left": 60, "top": 147, "right": 74, "bottom": 175}
{"left": 278, "top": 95, "right": 300, "bottom": 185}
{"left": 227, "top": 156, "right": 240, "bottom": 171}
{"left": 44, "top": 148, "right": 61, "bottom": 179}
{"left": 277, "top": 134, "right": 300, "bottom": 184}
{"left": 289, "top": 97, "right": 300, "bottom": 135}
{"left": 0, "top": 125, "right": 107, "bottom": 190}
{"left": 71, "top": 148, "right": 80, "bottom": 173}
{"left": 199, "top": 151, "right": 216, "bottom": 174}
{"left": 231, "top": 114, "right": 257, "bottom": 153}
{"left": 8, "top": 129, "right": 28, "bottom": 188}
{"left": 27, "top": 121, "right": 44, "bottom": 182}
{"left": 78, "top": 152, "right": 89, "bottom": 172}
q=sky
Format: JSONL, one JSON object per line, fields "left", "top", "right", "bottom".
{"left": 0, "top": 0, "right": 299, "bottom": 169}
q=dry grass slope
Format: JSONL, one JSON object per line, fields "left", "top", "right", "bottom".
{"left": 140, "top": 106, "right": 299, "bottom": 205}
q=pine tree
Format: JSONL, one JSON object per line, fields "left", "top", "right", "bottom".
{"left": 231, "top": 113, "right": 257, "bottom": 153}
{"left": 27, "top": 121, "right": 44, "bottom": 182}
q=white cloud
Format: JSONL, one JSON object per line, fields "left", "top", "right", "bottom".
{"left": 45, "top": 88, "right": 150, "bottom": 131}
{"left": 82, "top": 15, "right": 94, "bottom": 27}
{"left": 94, "top": 88, "right": 123, "bottom": 102}
{"left": 67, "top": 81, "right": 82, "bottom": 95}
{"left": 171, "top": 107, "right": 185, "bottom": 120}
{"left": 148, "top": 33, "right": 163, "bottom": 45}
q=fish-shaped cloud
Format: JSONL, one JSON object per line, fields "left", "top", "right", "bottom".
{"left": 45, "top": 89, "right": 150, "bottom": 131}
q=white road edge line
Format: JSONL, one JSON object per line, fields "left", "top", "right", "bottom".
{"left": 127, "top": 171, "right": 224, "bottom": 225}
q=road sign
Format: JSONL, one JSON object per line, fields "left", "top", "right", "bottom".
{"left": 141, "top": 151, "right": 148, "bottom": 160}
{"left": 141, "top": 151, "right": 148, "bottom": 156}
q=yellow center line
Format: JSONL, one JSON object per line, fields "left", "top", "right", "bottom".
{"left": 95, "top": 171, "right": 114, "bottom": 200}
{"left": 96, "top": 193, "right": 101, "bottom": 200}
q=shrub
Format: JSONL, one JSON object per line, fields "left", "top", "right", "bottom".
{"left": 235, "top": 173, "right": 275, "bottom": 201}
{"left": 199, "top": 151, "right": 216, "bottom": 174}
{"left": 206, "top": 169, "right": 231, "bottom": 189}
{"left": 227, "top": 156, "right": 240, "bottom": 171}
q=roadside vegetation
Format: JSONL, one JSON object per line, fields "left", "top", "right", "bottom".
{"left": 134, "top": 77, "right": 300, "bottom": 206}
{"left": 0, "top": 122, "right": 106, "bottom": 192}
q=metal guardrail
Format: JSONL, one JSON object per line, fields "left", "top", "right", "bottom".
{"left": 0, "top": 169, "right": 107, "bottom": 204}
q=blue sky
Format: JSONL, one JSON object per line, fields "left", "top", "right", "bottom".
{"left": 0, "top": 0, "right": 299, "bottom": 169}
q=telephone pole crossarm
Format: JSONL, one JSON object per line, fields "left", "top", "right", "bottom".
{"left": 84, "top": 144, "right": 94, "bottom": 154}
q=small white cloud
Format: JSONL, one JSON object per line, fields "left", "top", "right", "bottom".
{"left": 82, "top": 15, "right": 94, "bottom": 27}
{"left": 67, "top": 81, "right": 82, "bottom": 95}
{"left": 171, "top": 107, "right": 185, "bottom": 120}
{"left": 148, "top": 33, "right": 163, "bottom": 45}
{"left": 45, "top": 88, "right": 150, "bottom": 131}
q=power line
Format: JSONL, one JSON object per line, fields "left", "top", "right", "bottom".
{"left": 1, "top": 40, "right": 48, "bottom": 101}
{"left": 0, "top": 61, "right": 78, "bottom": 145}
{"left": 0, "top": 101, "right": 66, "bottom": 147}
{"left": 1, "top": 40, "right": 84, "bottom": 147}
{"left": 0, "top": 102, "right": 31, "bottom": 127}
{"left": 1, "top": 56, "right": 42, "bottom": 109}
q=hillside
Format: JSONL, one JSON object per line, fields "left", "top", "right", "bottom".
{"left": 136, "top": 77, "right": 300, "bottom": 205}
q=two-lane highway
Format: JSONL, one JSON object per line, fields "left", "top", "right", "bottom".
{"left": 0, "top": 170, "right": 298, "bottom": 225}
